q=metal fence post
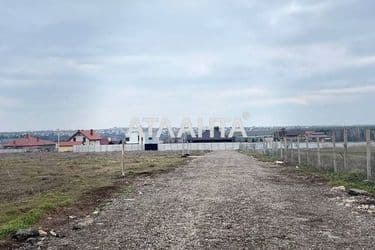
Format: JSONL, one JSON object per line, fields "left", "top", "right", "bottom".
{"left": 290, "top": 139, "right": 294, "bottom": 163}
{"left": 332, "top": 133, "right": 337, "bottom": 173}
{"left": 280, "top": 141, "right": 283, "bottom": 159}
{"left": 284, "top": 137, "right": 288, "bottom": 162}
{"left": 366, "top": 129, "right": 372, "bottom": 180}
{"left": 317, "top": 137, "right": 321, "bottom": 168}
{"left": 344, "top": 128, "right": 348, "bottom": 170}
{"left": 306, "top": 137, "right": 309, "bottom": 165}
{"left": 273, "top": 141, "right": 277, "bottom": 157}
{"left": 297, "top": 136, "right": 301, "bottom": 166}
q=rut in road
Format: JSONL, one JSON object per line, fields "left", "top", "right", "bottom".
{"left": 25, "top": 151, "right": 375, "bottom": 249}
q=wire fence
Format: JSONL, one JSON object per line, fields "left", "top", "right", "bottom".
{"left": 239, "top": 128, "right": 374, "bottom": 181}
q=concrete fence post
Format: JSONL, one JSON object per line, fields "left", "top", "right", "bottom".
{"left": 332, "top": 132, "right": 337, "bottom": 173}
{"left": 297, "top": 136, "right": 301, "bottom": 166}
{"left": 344, "top": 128, "right": 348, "bottom": 170}
{"left": 366, "top": 129, "right": 372, "bottom": 180}
{"left": 317, "top": 137, "right": 321, "bottom": 168}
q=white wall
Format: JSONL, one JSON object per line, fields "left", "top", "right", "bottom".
{"left": 73, "top": 142, "right": 242, "bottom": 152}
{"left": 0, "top": 148, "right": 27, "bottom": 154}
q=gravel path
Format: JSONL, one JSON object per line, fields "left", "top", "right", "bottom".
{"left": 26, "top": 151, "right": 375, "bottom": 249}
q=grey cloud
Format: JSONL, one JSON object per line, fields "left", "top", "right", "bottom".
{"left": 0, "top": 0, "right": 375, "bottom": 130}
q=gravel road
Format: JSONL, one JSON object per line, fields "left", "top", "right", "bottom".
{"left": 23, "top": 151, "right": 375, "bottom": 249}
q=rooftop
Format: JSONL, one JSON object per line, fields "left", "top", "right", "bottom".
{"left": 3, "top": 134, "right": 55, "bottom": 147}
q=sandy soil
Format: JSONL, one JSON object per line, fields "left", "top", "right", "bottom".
{"left": 19, "top": 151, "right": 375, "bottom": 249}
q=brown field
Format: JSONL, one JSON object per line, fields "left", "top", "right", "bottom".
{"left": 0, "top": 151, "right": 193, "bottom": 239}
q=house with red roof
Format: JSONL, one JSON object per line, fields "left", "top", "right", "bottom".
{"left": 68, "top": 129, "right": 102, "bottom": 145}
{"left": 58, "top": 129, "right": 108, "bottom": 152}
{"left": 3, "top": 134, "right": 56, "bottom": 152}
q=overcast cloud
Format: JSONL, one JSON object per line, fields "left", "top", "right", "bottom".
{"left": 0, "top": 0, "right": 375, "bottom": 131}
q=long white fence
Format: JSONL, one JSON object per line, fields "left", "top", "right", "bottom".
{"left": 159, "top": 142, "right": 241, "bottom": 151}
{"left": 73, "top": 144, "right": 143, "bottom": 152}
{"left": 72, "top": 141, "right": 368, "bottom": 153}
{"left": 0, "top": 148, "right": 28, "bottom": 154}
{"left": 73, "top": 142, "right": 243, "bottom": 153}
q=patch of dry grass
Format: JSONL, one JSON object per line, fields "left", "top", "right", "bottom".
{"left": 244, "top": 152, "right": 375, "bottom": 195}
{"left": 0, "top": 151, "right": 190, "bottom": 238}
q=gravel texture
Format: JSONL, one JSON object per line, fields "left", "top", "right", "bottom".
{"left": 20, "top": 151, "right": 375, "bottom": 249}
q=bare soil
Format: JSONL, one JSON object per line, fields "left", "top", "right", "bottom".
{"left": 0, "top": 151, "right": 190, "bottom": 248}
{"left": 16, "top": 151, "right": 375, "bottom": 249}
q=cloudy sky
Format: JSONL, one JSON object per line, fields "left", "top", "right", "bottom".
{"left": 1, "top": 0, "right": 375, "bottom": 131}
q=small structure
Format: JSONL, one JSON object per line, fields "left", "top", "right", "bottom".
{"left": 143, "top": 129, "right": 159, "bottom": 151}
{"left": 100, "top": 137, "right": 110, "bottom": 145}
{"left": 3, "top": 134, "right": 56, "bottom": 152}
{"left": 58, "top": 141, "right": 82, "bottom": 152}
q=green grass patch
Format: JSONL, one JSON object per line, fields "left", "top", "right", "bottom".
{"left": 299, "top": 167, "right": 375, "bottom": 194}
{"left": 0, "top": 192, "right": 73, "bottom": 238}
{"left": 0, "top": 151, "right": 192, "bottom": 240}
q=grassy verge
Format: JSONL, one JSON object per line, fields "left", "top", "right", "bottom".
{"left": 243, "top": 151, "right": 375, "bottom": 195}
{"left": 243, "top": 152, "right": 279, "bottom": 162}
{"left": 298, "top": 167, "right": 375, "bottom": 194}
{"left": 0, "top": 151, "right": 192, "bottom": 239}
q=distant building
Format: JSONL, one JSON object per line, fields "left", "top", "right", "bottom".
{"left": 191, "top": 127, "right": 233, "bottom": 143}
{"left": 68, "top": 129, "right": 102, "bottom": 145}
{"left": 3, "top": 134, "right": 56, "bottom": 152}
{"left": 304, "top": 131, "right": 330, "bottom": 141}
{"left": 274, "top": 128, "right": 328, "bottom": 141}
{"left": 58, "top": 129, "right": 107, "bottom": 152}
{"left": 274, "top": 128, "right": 305, "bottom": 141}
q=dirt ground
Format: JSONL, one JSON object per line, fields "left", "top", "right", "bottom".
{"left": 17, "top": 151, "right": 375, "bottom": 249}
{"left": 0, "top": 151, "right": 189, "bottom": 241}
